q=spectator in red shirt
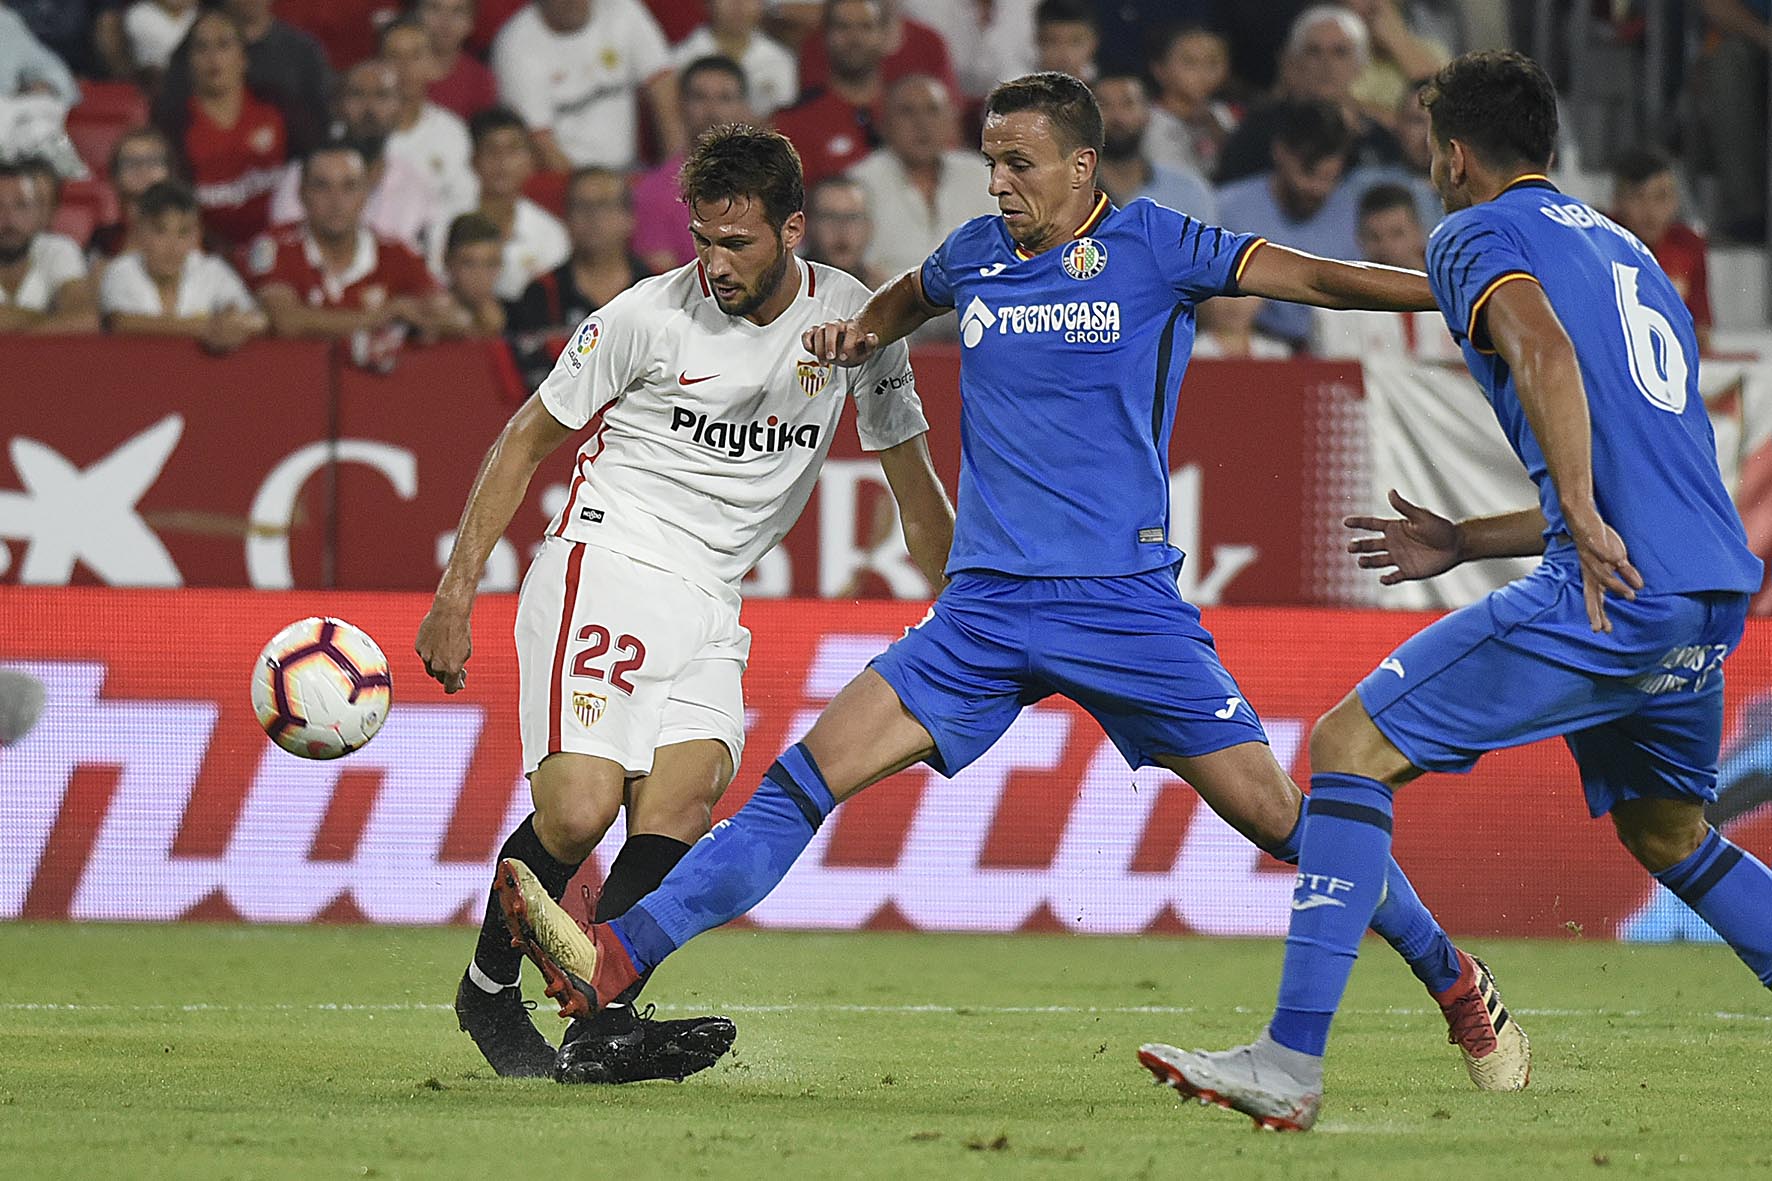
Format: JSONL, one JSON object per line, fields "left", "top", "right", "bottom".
{"left": 155, "top": 0, "right": 333, "bottom": 157}
{"left": 772, "top": 0, "right": 889, "bottom": 187}
{"left": 1610, "top": 145, "right": 1715, "bottom": 352}
{"left": 164, "top": 10, "right": 291, "bottom": 251}
{"left": 797, "top": 0, "right": 957, "bottom": 100}
{"left": 631, "top": 55, "right": 753, "bottom": 274}
{"left": 247, "top": 139, "right": 463, "bottom": 368}
{"left": 418, "top": 0, "right": 500, "bottom": 119}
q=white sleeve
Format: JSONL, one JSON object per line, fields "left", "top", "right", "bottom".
{"left": 42, "top": 236, "right": 88, "bottom": 289}
{"left": 536, "top": 295, "right": 655, "bottom": 429}
{"left": 849, "top": 336, "right": 929, "bottom": 452}
{"left": 492, "top": 24, "right": 554, "bottom": 129}
{"left": 204, "top": 255, "right": 258, "bottom": 313}
{"left": 98, "top": 255, "right": 154, "bottom": 315}
{"left": 624, "top": 0, "right": 671, "bottom": 81}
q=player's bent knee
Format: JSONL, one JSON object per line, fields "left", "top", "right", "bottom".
{"left": 1308, "top": 694, "right": 1414, "bottom": 786}
{"left": 530, "top": 755, "right": 625, "bottom": 862}
{"left": 1611, "top": 800, "right": 1709, "bottom": 873}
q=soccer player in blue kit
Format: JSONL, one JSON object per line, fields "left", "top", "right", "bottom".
{"left": 492, "top": 72, "right": 1529, "bottom": 1089}
{"left": 1143, "top": 51, "right": 1772, "bottom": 1131}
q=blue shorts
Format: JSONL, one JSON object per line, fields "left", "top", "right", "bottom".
{"left": 1357, "top": 563, "right": 1749, "bottom": 817}
{"left": 868, "top": 567, "right": 1268, "bottom": 777}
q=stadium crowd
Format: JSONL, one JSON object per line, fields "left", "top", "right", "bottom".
{"left": 0, "top": 0, "right": 1762, "bottom": 366}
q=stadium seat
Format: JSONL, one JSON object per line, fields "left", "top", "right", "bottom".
{"left": 71, "top": 81, "right": 149, "bottom": 126}
{"left": 66, "top": 114, "right": 134, "bottom": 179}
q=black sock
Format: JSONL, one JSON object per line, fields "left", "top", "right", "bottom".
{"left": 593, "top": 833, "right": 692, "bottom": 1007}
{"left": 470, "top": 813, "right": 584, "bottom": 989}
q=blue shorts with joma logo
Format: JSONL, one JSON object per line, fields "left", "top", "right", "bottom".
{"left": 1356, "top": 562, "right": 1749, "bottom": 817}
{"left": 868, "top": 567, "right": 1269, "bottom": 777}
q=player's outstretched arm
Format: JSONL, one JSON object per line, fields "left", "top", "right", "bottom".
{"left": 416, "top": 394, "right": 576, "bottom": 691}
{"left": 1346, "top": 491, "right": 1548, "bottom": 584}
{"left": 1236, "top": 241, "right": 1437, "bottom": 312}
{"left": 803, "top": 270, "right": 947, "bottom": 367}
{"left": 878, "top": 433, "right": 955, "bottom": 592}
{"left": 1484, "top": 277, "right": 1643, "bottom": 631}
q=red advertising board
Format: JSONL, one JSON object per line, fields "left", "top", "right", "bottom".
{"left": 0, "top": 338, "right": 1344, "bottom": 604}
{"left": 6, "top": 587, "right": 1770, "bottom": 940}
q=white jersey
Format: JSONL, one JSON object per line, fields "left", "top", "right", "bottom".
{"left": 536, "top": 256, "right": 929, "bottom": 594}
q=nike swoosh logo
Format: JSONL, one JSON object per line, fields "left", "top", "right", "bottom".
{"left": 678, "top": 371, "right": 719, "bottom": 385}
{"left": 1291, "top": 895, "right": 1347, "bottom": 911}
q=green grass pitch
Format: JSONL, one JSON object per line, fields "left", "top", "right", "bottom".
{"left": 2, "top": 924, "right": 1768, "bottom": 1179}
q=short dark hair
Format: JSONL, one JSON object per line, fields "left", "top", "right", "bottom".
{"left": 681, "top": 53, "right": 747, "bottom": 96}
{"left": 109, "top": 126, "right": 172, "bottom": 181}
{"left": 1357, "top": 181, "right": 1418, "bottom": 222}
{"left": 566, "top": 165, "right": 631, "bottom": 209}
{"left": 300, "top": 136, "right": 367, "bottom": 181}
{"left": 678, "top": 124, "right": 804, "bottom": 231}
{"left": 1272, "top": 97, "right": 1353, "bottom": 165}
{"left": 822, "top": 0, "right": 881, "bottom": 27}
{"left": 985, "top": 71, "right": 1104, "bottom": 153}
{"left": 136, "top": 179, "right": 199, "bottom": 220}
{"left": 468, "top": 105, "right": 528, "bottom": 150}
{"left": 1421, "top": 50, "right": 1557, "bottom": 170}
{"left": 1613, "top": 144, "right": 1674, "bottom": 188}
{"left": 1150, "top": 21, "right": 1222, "bottom": 64}
{"left": 377, "top": 14, "right": 427, "bottom": 51}
{"left": 445, "top": 210, "right": 501, "bottom": 255}
{"left": 1035, "top": 0, "right": 1096, "bottom": 30}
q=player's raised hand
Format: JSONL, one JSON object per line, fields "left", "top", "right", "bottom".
{"left": 1567, "top": 512, "right": 1643, "bottom": 633}
{"left": 1344, "top": 489, "right": 1462, "bottom": 585}
{"left": 415, "top": 604, "right": 471, "bottom": 693}
{"left": 803, "top": 318, "right": 880, "bottom": 366}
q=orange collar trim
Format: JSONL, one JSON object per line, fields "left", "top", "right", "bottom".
{"left": 1013, "top": 190, "right": 1112, "bottom": 260}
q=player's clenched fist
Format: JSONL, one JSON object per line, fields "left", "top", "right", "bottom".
{"left": 415, "top": 606, "right": 471, "bottom": 693}
{"left": 803, "top": 318, "right": 880, "bottom": 366}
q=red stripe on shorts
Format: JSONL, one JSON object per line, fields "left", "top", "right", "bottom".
{"left": 547, "top": 542, "right": 587, "bottom": 755}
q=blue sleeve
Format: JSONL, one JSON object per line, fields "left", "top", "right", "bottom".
{"left": 1426, "top": 207, "right": 1538, "bottom": 353}
{"left": 918, "top": 227, "right": 960, "bottom": 309}
{"left": 1139, "top": 200, "right": 1266, "bottom": 304}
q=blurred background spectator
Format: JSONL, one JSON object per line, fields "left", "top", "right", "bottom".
{"left": 798, "top": 0, "right": 957, "bottom": 100}
{"left": 1144, "top": 22, "right": 1238, "bottom": 178}
{"left": 1341, "top": 0, "right": 1451, "bottom": 128}
{"left": 1215, "top": 5, "right": 1403, "bottom": 184}
{"left": 99, "top": 177, "right": 264, "bottom": 350}
{"left": 1216, "top": 97, "right": 1361, "bottom": 349}
{"left": 156, "top": 10, "right": 289, "bottom": 250}
{"left": 0, "top": 3, "right": 82, "bottom": 104}
{"left": 799, "top": 173, "right": 884, "bottom": 288}
{"left": 381, "top": 17, "right": 477, "bottom": 221}
{"left": 1093, "top": 72, "right": 1216, "bottom": 221}
{"left": 491, "top": 0, "right": 677, "bottom": 173}
{"left": 270, "top": 59, "right": 439, "bottom": 257}
{"left": 442, "top": 106, "right": 568, "bottom": 300}
{"left": 0, "top": 158, "right": 99, "bottom": 333}
{"left": 88, "top": 126, "right": 174, "bottom": 261}
{"left": 418, "top": 0, "right": 499, "bottom": 120}
{"left": 897, "top": 0, "right": 1035, "bottom": 102}
{"left": 772, "top": 0, "right": 888, "bottom": 187}
{"left": 9, "top": 0, "right": 126, "bottom": 82}
{"left": 1690, "top": 0, "right": 1768, "bottom": 242}
{"left": 440, "top": 209, "right": 506, "bottom": 336}
{"left": 1310, "top": 179, "right": 1458, "bottom": 363}
{"left": 248, "top": 139, "right": 459, "bottom": 368}
{"left": 155, "top": 0, "right": 331, "bottom": 157}
{"left": 848, "top": 74, "right": 995, "bottom": 284}
{"left": 1193, "top": 295, "right": 1290, "bottom": 358}
{"left": 673, "top": 0, "right": 796, "bottom": 117}
{"left": 1610, "top": 145, "right": 1714, "bottom": 352}
{"left": 632, "top": 54, "right": 751, "bottom": 274}
{"left": 1032, "top": 0, "right": 1098, "bottom": 82}
{"left": 121, "top": 0, "right": 199, "bottom": 88}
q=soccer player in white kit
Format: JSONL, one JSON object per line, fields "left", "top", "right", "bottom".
{"left": 416, "top": 125, "right": 953, "bottom": 1082}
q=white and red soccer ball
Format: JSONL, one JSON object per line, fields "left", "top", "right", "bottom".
{"left": 252, "top": 617, "right": 391, "bottom": 759}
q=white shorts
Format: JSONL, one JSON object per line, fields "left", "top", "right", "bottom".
{"left": 515, "top": 538, "right": 750, "bottom": 779}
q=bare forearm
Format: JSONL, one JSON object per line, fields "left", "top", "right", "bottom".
{"left": 1239, "top": 243, "right": 1436, "bottom": 311}
{"left": 265, "top": 300, "right": 382, "bottom": 338}
{"left": 857, "top": 271, "right": 944, "bottom": 349}
{"left": 1489, "top": 288, "right": 1600, "bottom": 527}
{"left": 107, "top": 311, "right": 212, "bottom": 337}
{"left": 436, "top": 403, "right": 568, "bottom": 605}
{"left": 1456, "top": 507, "right": 1549, "bottom": 560}
{"left": 879, "top": 435, "right": 955, "bottom": 591}
{"left": 29, "top": 307, "right": 102, "bottom": 333}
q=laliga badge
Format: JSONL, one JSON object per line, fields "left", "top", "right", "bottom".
{"left": 563, "top": 318, "right": 600, "bottom": 376}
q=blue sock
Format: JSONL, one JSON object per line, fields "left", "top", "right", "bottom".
{"left": 1654, "top": 828, "right": 1772, "bottom": 987}
{"left": 1266, "top": 806, "right": 1461, "bottom": 995}
{"left": 1268, "top": 773, "right": 1396, "bottom": 1057}
{"left": 610, "top": 743, "right": 835, "bottom": 974}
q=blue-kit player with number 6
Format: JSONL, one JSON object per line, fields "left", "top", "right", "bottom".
{"left": 1150, "top": 50, "right": 1770, "bottom": 1131}
{"left": 491, "top": 70, "right": 1537, "bottom": 1097}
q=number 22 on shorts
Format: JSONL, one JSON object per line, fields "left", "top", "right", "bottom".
{"left": 571, "top": 624, "right": 647, "bottom": 693}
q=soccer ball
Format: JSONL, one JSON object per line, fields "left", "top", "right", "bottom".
{"left": 252, "top": 617, "right": 392, "bottom": 759}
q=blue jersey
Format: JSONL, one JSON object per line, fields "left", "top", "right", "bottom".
{"left": 919, "top": 194, "right": 1263, "bottom": 578}
{"left": 1427, "top": 177, "right": 1762, "bottom": 595}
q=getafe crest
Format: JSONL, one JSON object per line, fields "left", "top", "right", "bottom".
{"left": 795, "top": 358, "right": 831, "bottom": 397}
{"left": 572, "top": 691, "right": 606, "bottom": 728}
{"left": 1062, "top": 237, "right": 1107, "bottom": 280}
